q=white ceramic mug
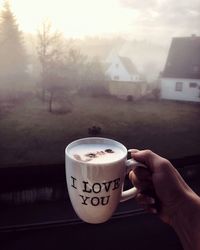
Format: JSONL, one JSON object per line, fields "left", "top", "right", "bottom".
{"left": 65, "top": 137, "right": 146, "bottom": 224}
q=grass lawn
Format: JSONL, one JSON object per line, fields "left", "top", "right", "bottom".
{"left": 0, "top": 94, "right": 200, "bottom": 166}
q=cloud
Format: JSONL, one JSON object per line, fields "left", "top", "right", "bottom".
{"left": 119, "top": 0, "right": 200, "bottom": 43}
{"left": 120, "top": 0, "right": 200, "bottom": 13}
{"left": 120, "top": 0, "right": 200, "bottom": 25}
{"left": 157, "top": 0, "right": 200, "bottom": 25}
{"left": 119, "top": 0, "right": 157, "bottom": 10}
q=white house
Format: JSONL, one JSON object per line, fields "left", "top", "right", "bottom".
{"left": 160, "top": 35, "right": 200, "bottom": 102}
{"left": 105, "top": 53, "right": 141, "bottom": 82}
{"left": 105, "top": 54, "right": 146, "bottom": 100}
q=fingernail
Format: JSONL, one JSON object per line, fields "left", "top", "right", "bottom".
{"left": 128, "top": 149, "right": 139, "bottom": 153}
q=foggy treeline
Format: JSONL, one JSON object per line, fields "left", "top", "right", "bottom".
{"left": 0, "top": 1, "right": 28, "bottom": 102}
{"left": 36, "top": 20, "right": 109, "bottom": 113}
{"left": 0, "top": 0, "right": 168, "bottom": 113}
{"left": 0, "top": 1, "right": 108, "bottom": 112}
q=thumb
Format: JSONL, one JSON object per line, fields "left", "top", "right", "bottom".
{"left": 131, "top": 150, "right": 163, "bottom": 173}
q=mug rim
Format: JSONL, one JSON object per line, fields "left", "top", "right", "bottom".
{"left": 65, "top": 137, "right": 127, "bottom": 165}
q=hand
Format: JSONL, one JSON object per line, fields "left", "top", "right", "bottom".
{"left": 129, "top": 150, "right": 196, "bottom": 225}
{"left": 129, "top": 149, "right": 200, "bottom": 250}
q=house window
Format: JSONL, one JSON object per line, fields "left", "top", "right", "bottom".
{"left": 175, "top": 82, "right": 183, "bottom": 92}
{"left": 114, "top": 75, "right": 119, "bottom": 80}
{"left": 189, "top": 82, "right": 198, "bottom": 88}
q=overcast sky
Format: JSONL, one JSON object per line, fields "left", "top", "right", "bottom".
{"left": 120, "top": 0, "right": 200, "bottom": 43}
{"left": 1, "top": 0, "right": 199, "bottom": 45}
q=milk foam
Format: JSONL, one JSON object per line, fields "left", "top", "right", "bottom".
{"left": 69, "top": 143, "right": 125, "bottom": 164}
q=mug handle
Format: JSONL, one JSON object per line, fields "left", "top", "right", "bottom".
{"left": 120, "top": 158, "right": 147, "bottom": 202}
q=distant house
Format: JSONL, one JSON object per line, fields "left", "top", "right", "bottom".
{"left": 160, "top": 35, "right": 200, "bottom": 102}
{"left": 105, "top": 54, "right": 146, "bottom": 100}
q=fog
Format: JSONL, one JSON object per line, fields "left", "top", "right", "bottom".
{"left": 25, "top": 34, "right": 168, "bottom": 82}
{"left": 0, "top": 0, "right": 199, "bottom": 98}
{"left": 0, "top": 0, "right": 200, "bottom": 168}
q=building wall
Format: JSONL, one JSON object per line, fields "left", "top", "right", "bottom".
{"left": 106, "top": 55, "right": 139, "bottom": 82}
{"left": 161, "top": 78, "right": 200, "bottom": 102}
{"left": 108, "top": 81, "right": 146, "bottom": 99}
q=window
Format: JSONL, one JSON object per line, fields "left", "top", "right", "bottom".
{"left": 190, "top": 82, "right": 198, "bottom": 88}
{"left": 0, "top": 0, "right": 199, "bottom": 168}
{"left": 0, "top": 0, "right": 200, "bottom": 216}
{"left": 175, "top": 82, "right": 183, "bottom": 91}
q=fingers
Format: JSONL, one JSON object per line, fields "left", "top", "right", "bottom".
{"left": 136, "top": 193, "right": 155, "bottom": 205}
{"left": 134, "top": 167, "right": 152, "bottom": 181}
{"left": 129, "top": 149, "right": 167, "bottom": 173}
{"left": 129, "top": 170, "right": 152, "bottom": 191}
{"left": 128, "top": 149, "right": 155, "bottom": 172}
{"left": 132, "top": 149, "right": 157, "bottom": 171}
{"left": 129, "top": 166, "right": 152, "bottom": 184}
{"left": 128, "top": 149, "right": 139, "bottom": 154}
{"left": 129, "top": 168, "right": 159, "bottom": 215}
{"left": 135, "top": 193, "right": 157, "bottom": 214}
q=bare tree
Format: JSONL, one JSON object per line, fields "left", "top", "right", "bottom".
{"left": 37, "top": 21, "right": 108, "bottom": 113}
{"left": 37, "top": 21, "right": 64, "bottom": 103}
{"left": 37, "top": 23, "right": 89, "bottom": 113}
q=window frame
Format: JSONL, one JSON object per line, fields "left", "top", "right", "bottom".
{"left": 189, "top": 82, "right": 198, "bottom": 88}
{"left": 175, "top": 82, "right": 183, "bottom": 92}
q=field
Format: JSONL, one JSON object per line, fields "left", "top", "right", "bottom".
{"left": 0, "top": 95, "right": 200, "bottom": 167}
